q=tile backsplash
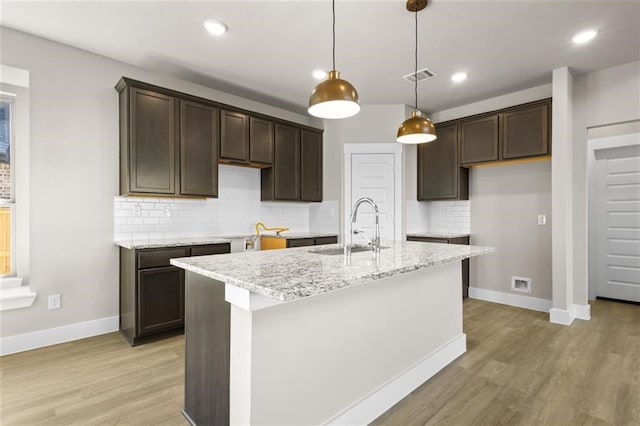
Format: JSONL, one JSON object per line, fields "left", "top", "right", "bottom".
{"left": 114, "top": 165, "right": 339, "bottom": 241}
{"left": 405, "top": 200, "right": 470, "bottom": 235}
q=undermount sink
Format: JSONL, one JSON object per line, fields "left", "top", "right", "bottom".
{"left": 310, "top": 245, "right": 389, "bottom": 256}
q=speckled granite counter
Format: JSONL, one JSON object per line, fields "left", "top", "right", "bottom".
{"left": 114, "top": 233, "right": 337, "bottom": 249}
{"left": 170, "top": 240, "right": 493, "bottom": 302}
{"left": 115, "top": 236, "right": 232, "bottom": 249}
{"left": 406, "top": 232, "right": 470, "bottom": 239}
{"left": 260, "top": 232, "right": 338, "bottom": 240}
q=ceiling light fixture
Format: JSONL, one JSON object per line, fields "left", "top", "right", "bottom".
{"left": 312, "top": 69, "right": 328, "bottom": 80}
{"left": 204, "top": 19, "right": 228, "bottom": 36}
{"left": 572, "top": 29, "right": 598, "bottom": 44}
{"left": 451, "top": 72, "right": 468, "bottom": 83}
{"left": 397, "top": 0, "right": 436, "bottom": 144}
{"left": 308, "top": 0, "right": 360, "bottom": 119}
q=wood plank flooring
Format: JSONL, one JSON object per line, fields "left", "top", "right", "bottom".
{"left": 1, "top": 299, "right": 638, "bottom": 425}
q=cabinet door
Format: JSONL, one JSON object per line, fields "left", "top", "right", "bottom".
{"left": 129, "top": 88, "right": 177, "bottom": 194}
{"left": 273, "top": 124, "right": 301, "bottom": 200}
{"left": 180, "top": 101, "right": 219, "bottom": 197}
{"left": 287, "top": 238, "right": 315, "bottom": 248}
{"left": 220, "top": 111, "right": 249, "bottom": 161}
{"left": 249, "top": 117, "right": 274, "bottom": 164}
{"left": 137, "top": 266, "right": 185, "bottom": 336}
{"left": 315, "top": 236, "right": 338, "bottom": 246}
{"left": 300, "top": 130, "right": 323, "bottom": 201}
{"left": 460, "top": 115, "right": 499, "bottom": 165}
{"left": 502, "top": 102, "right": 550, "bottom": 159}
{"left": 418, "top": 123, "right": 465, "bottom": 200}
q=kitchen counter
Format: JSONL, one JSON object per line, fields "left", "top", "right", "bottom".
{"left": 171, "top": 240, "right": 493, "bottom": 302}
{"left": 114, "top": 232, "right": 337, "bottom": 249}
{"left": 258, "top": 231, "right": 338, "bottom": 240}
{"left": 115, "top": 236, "right": 232, "bottom": 249}
{"left": 406, "top": 232, "right": 471, "bottom": 239}
{"left": 172, "top": 240, "right": 494, "bottom": 425}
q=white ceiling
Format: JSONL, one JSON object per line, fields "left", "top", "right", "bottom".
{"left": 2, "top": 1, "right": 639, "bottom": 115}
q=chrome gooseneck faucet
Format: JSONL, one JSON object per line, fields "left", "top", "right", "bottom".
{"left": 348, "top": 197, "right": 381, "bottom": 253}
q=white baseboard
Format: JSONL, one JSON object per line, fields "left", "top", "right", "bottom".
{"left": 573, "top": 304, "right": 591, "bottom": 320}
{"left": 0, "top": 316, "right": 119, "bottom": 356}
{"left": 468, "top": 287, "right": 552, "bottom": 313}
{"left": 549, "top": 307, "right": 575, "bottom": 325}
{"left": 550, "top": 303, "right": 591, "bottom": 325}
{"left": 326, "top": 333, "right": 466, "bottom": 425}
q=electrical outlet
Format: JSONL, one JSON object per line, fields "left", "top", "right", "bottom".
{"left": 164, "top": 206, "right": 172, "bottom": 218}
{"left": 537, "top": 214, "right": 547, "bottom": 226}
{"left": 133, "top": 203, "right": 142, "bottom": 217}
{"left": 48, "top": 294, "right": 61, "bottom": 310}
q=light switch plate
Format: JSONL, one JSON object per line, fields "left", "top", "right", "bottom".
{"left": 537, "top": 214, "right": 547, "bottom": 226}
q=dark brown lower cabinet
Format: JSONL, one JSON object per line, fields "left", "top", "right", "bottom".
{"left": 119, "top": 243, "right": 230, "bottom": 346}
{"left": 137, "top": 267, "right": 185, "bottom": 336}
{"left": 287, "top": 235, "right": 337, "bottom": 248}
{"left": 407, "top": 236, "right": 470, "bottom": 298}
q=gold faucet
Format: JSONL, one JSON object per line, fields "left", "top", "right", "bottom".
{"left": 255, "top": 222, "right": 289, "bottom": 237}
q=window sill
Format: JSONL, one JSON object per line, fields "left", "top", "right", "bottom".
{"left": 0, "top": 277, "right": 36, "bottom": 311}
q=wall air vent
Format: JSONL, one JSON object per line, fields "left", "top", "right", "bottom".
{"left": 403, "top": 67, "right": 436, "bottom": 83}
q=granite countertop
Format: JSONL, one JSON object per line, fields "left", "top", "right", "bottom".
{"left": 406, "top": 232, "right": 471, "bottom": 239}
{"left": 170, "top": 240, "right": 494, "bottom": 302}
{"left": 259, "top": 232, "right": 337, "bottom": 240}
{"left": 115, "top": 237, "right": 232, "bottom": 249}
{"left": 115, "top": 232, "right": 338, "bottom": 249}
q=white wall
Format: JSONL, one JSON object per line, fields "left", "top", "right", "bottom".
{"left": 470, "top": 161, "right": 552, "bottom": 301}
{"left": 0, "top": 27, "right": 317, "bottom": 338}
{"left": 571, "top": 60, "right": 640, "bottom": 308}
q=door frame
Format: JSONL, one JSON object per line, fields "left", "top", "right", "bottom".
{"left": 587, "top": 131, "right": 640, "bottom": 300}
{"left": 343, "top": 143, "right": 403, "bottom": 242}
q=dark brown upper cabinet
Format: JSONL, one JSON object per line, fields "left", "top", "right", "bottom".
{"left": 125, "top": 87, "right": 177, "bottom": 195}
{"left": 220, "top": 110, "right": 249, "bottom": 162}
{"left": 459, "top": 98, "right": 551, "bottom": 167}
{"left": 300, "top": 130, "right": 323, "bottom": 202}
{"left": 117, "top": 78, "right": 220, "bottom": 198}
{"left": 261, "top": 126, "right": 323, "bottom": 202}
{"left": 180, "top": 100, "right": 219, "bottom": 197}
{"left": 219, "top": 113, "right": 274, "bottom": 167}
{"left": 249, "top": 117, "right": 274, "bottom": 164}
{"left": 418, "top": 123, "right": 468, "bottom": 201}
{"left": 502, "top": 102, "right": 550, "bottom": 159}
{"left": 460, "top": 115, "right": 500, "bottom": 165}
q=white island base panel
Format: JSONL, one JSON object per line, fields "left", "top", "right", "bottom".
{"left": 228, "top": 261, "right": 465, "bottom": 425}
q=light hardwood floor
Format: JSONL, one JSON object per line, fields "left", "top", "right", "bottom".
{"left": 1, "top": 299, "right": 638, "bottom": 425}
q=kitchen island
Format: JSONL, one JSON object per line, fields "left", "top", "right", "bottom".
{"left": 171, "top": 240, "right": 494, "bottom": 425}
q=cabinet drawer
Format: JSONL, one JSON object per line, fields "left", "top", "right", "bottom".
{"left": 191, "top": 244, "right": 231, "bottom": 257}
{"left": 315, "top": 236, "right": 338, "bottom": 246}
{"left": 138, "top": 247, "right": 189, "bottom": 269}
{"left": 287, "top": 238, "right": 315, "bottom": 248}
{"left": 407, "top": 236, "right": 450, "bottom": 244}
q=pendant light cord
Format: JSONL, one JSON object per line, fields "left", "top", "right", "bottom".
{"left": 414, "top": 8, "right": 418, "bottom": 111}
{"left": 332, "top": 0, "right": 336, "bottom": 70}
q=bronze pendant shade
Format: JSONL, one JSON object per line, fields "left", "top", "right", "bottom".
{"left": 308, "top": 0, "right": 360, "bottom": 119}
{"left": 397, "top": 0, "right": 437, "bottom": 144}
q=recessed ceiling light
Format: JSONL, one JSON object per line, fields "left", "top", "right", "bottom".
{"left": 312, "top": 69, "right": 327, "bottom": 80}
{"left": 451, "top": 72, "right": 468, "bottom": 83}
{"left": 204, "top": 19, "right": 228, "bottom": 36}
{"left": 572, "top": 29, "right": 598, "bottom": 44}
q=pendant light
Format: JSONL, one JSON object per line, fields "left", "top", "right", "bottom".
{"left": 397, "top": 0, "right": 437, "bottom": 144}
{"left": 308, "top": 0, "right": 360, "bottom": 119}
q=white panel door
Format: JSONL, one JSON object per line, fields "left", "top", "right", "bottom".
{"left": 594, "top": 145, "right": 640, "bottom": 302}
{"left": 349, "top": 153, "right": 396, "bottom": 241}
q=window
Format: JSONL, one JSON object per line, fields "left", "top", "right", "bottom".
{"left": 0, "top": 97, "right": 14, "bottom": 276}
